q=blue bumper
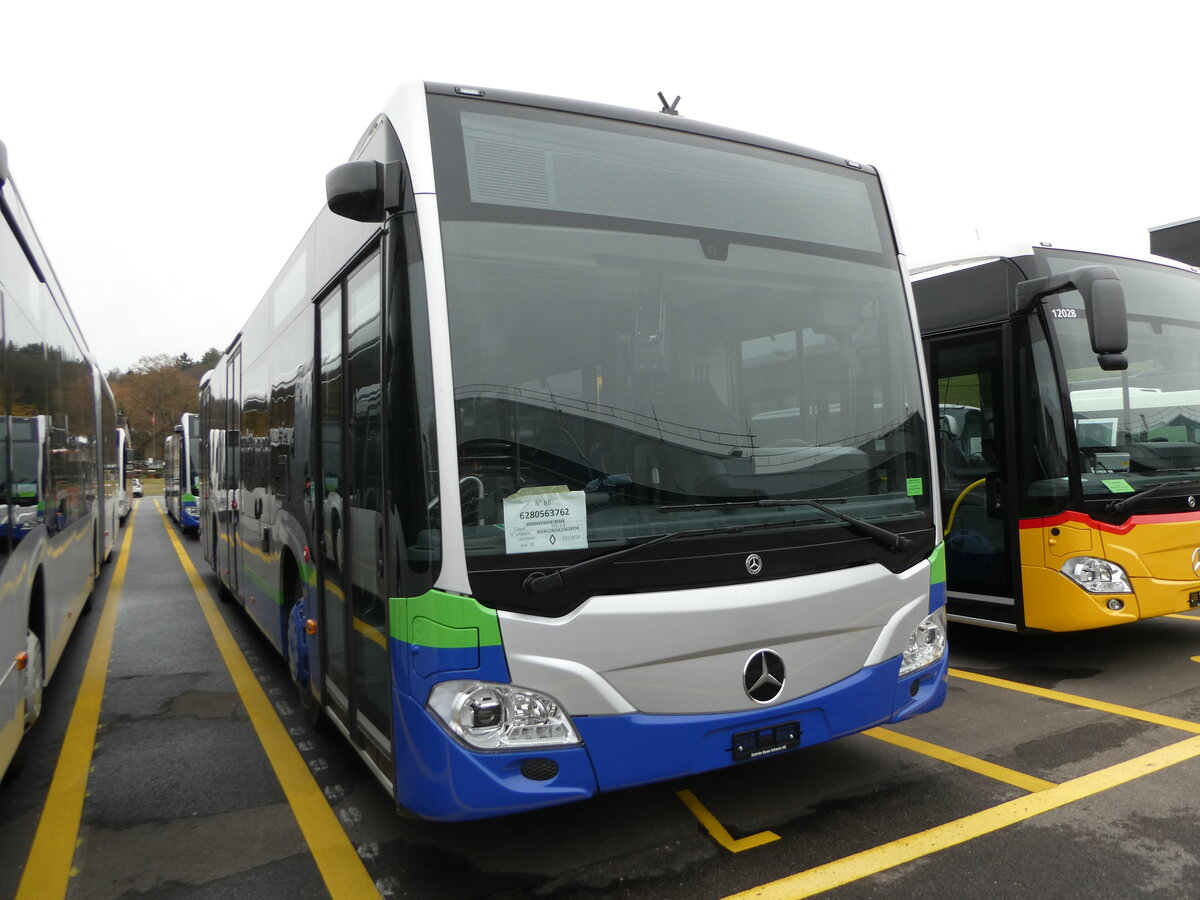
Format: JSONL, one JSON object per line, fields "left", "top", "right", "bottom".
{"left": 391, "top": 651, "right": 948, "bottom": 821}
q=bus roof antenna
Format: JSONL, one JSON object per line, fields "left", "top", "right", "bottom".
{"left": 657, "top": 93, "right": 681, "bottom": 116}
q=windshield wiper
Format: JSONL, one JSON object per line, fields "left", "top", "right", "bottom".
{"left": 522, "top": 530, "right": 681, "bottom": 594}
{"left": 1105, "top": 479, "right": 1200, "bottom": 515}
{"left": 659, "top": 498, "right": 913, "bottom": 552}
{"left": 521, "top": 513, "right": 861, "bottom": 595}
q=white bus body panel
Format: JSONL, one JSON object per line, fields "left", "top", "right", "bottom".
{"left": 500, "top": 558, "right": 931, "bottom": 716}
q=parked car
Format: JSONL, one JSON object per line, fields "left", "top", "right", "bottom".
{"left": 132, "top": 478, "right": 143, "bottom": 498}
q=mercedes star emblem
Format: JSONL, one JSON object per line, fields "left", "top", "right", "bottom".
{"left": 743, "top": 649, "right": 786, "bottom": 703}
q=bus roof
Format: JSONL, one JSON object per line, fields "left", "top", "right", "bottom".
{"left": 909, "top": 241, "right": 1200, "bottom": 280}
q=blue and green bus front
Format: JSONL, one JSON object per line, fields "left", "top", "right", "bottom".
{"left": 318, "top": 84, "right": 947, "bottom": 820}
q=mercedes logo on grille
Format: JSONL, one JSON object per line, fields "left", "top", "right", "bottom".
{"left": 1193, "top": 548, "right": 1200, "bottom": 577}
{"left": 745, "top": 553, "right": 763, "bottom": 576}
{"left": 743, "top": 649, "right": 786, "bottom": 703}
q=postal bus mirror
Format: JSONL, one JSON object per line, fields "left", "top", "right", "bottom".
{"left": 326, "top": 159, "right": 406, "bottom": 223}
{"left": 1015, "top": 265, "right": 1128, "bottom": 371}
{"left": 1085, "top": 277, "right": 1128, "bottom": 371}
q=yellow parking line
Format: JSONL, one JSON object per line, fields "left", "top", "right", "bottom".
{"left": 17, "top": 507, "right": 135, "bottom": 900}
{"left": 949, "top": 668, "right": 1200, "bottom": 734}
{"left": 1166, "top": 613, "right": 1200, "bottom": 621}
{"left": 677, "top": 789, "right": 780, "bottom": 852}
{"left": 723, "top": 734, "right": 1200, "bottom": 899}
{"left": 157, "top": 506, "right": 378, "bottom": 899}
{"left": 864, "top": 728, "right": 1055, "bottom": 793}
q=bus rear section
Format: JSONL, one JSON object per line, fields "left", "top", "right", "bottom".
{"left": 914, "top": 245, "right": 1200, "bottom": 631}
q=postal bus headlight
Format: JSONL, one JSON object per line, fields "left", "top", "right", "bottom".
{"left": 428, "top": 680, "right": 581, "bottom": 751}
{"left": 900, "top": 607, "right": 947, "bottom": 676}
{"left": 1060, "top": 556, "right": 1133, "bottom": 594}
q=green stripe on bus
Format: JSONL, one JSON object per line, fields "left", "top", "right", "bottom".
{"left": 930, "top": 542, "right": 946, "bottom": 585}
{"left": 389, "top": 590, "right": 502, "bottom": 648}
{"left": 243, "top": 563, "right": 284, "bottom": 605}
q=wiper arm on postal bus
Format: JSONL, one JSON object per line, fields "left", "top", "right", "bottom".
{"left": 659, "top": 498, "right": 913, "bottom": 552}
{"left": 1105, "top": 479, "right": 1200, "bottom": 515}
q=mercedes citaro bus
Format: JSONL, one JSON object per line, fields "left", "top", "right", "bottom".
{"left": 199, "top": 82, "right": 947, "bottom": 820}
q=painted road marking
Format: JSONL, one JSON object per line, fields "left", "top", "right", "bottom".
{"left": 723, "top": 734, "right": 1200, "bottom": 899}
{"left": 949, "top": 668, "right": 1200, "bottom": 734}
{"left": 680, "top": 724, "right": 1057, "bottom": 854}
{"left": 157, "top": 504, "right": 379, "bottom": 899}
{"left": 864, "top": 727, "right": 1055, "bottom": 792}
{"left": 17, "top": 506, "right": 135, "bottom": 900}
{"left": 676, "top": 790, "right": 780, "bottom": 852}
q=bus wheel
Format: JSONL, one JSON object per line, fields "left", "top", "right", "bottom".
{"left": 287, "top": 587, "right": 325, "bottom": 731}
{"left": 23, "top": 629, "right": 44, "bottom": 730}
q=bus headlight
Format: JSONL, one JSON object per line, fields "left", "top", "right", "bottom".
{"left": 427, "top": 680, "right": 581, "bottom": 751}
{"left": 899, "top": 607, "right": 947, "bottom": 676}
{"left": 1060, "top": 557, "right": 1133, "bottom": 594}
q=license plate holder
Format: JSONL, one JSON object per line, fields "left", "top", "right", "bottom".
{"left": 731, "top": 722, "right": 801, "bottom": 762}
{"left": 1189, "top": 591, "right": 1200, "bottom": 608}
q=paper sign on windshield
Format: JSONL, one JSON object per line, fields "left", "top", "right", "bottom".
{"left": 503, "top": 486, "right": 587, "bottom": 555}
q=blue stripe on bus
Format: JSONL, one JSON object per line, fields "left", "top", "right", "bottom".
{"left": 391, "top": 640, "right": 511, "bottom": 703}
{"left": 575, "top": 654, "right": 947, "bottom": 794}
{"left": 930, "top": 579, "right": 946, "bottom": 611}
{"left": 389, "top": 648, "right": 948, "bottom": 821}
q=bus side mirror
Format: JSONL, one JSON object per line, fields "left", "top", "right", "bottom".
{"left": 326, "top": 160, "right": 405, "bottom": 223}
{"left": 1086, "top": 277, "right": 1128, "bottom": 371}
{"left": 1015, "top": 265, "right": 1128, "bottom": 371}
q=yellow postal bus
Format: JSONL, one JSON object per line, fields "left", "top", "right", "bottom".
{"left": 913, "top": 244, "right": 1200, "bottom": 631}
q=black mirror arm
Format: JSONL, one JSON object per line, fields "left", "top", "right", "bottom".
{"left": 1014, "top": 265, "right": 1128, "bottom": 371}
{"left": 1013, "top": 265, "right": 1120, "bottom": 313}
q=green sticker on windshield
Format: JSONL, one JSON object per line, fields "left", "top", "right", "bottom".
{"left": 906, "top": 477, "right": 924, "bottom": 497}
{"left": 1102, "top": 478, "right": 1136, "bottom": 494}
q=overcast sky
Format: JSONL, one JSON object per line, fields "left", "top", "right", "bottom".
{"left": 4, "top": 1, "right": 1200, "bottom": 374}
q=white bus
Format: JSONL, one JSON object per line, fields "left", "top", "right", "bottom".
{"left": 0, "top": 139, "right": 117, "bottom": 779}
{"left": 164, "top": 412, "right": 199, "bottom": 533}
{"left": 199, "top": 83, "right": 947, "bottom": 820}
{"left": 114, "top": 425, "right": 132, "bottom": 524}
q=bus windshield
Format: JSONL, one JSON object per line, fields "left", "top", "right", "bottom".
{"left": 430, "top": 98, "right": 931, "bottom": 561}
{"left": 1040, "top": 249, "right": 1200, "bottom": 497}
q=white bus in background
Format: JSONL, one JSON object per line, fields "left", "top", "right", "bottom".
{"left": 0, "top": 139, "right": 117, "bottom": 780}
{"left": 114, "top": 425, "right": 132, "bottom": 524}
{"left": 164, "top": 412, "right": 200, "bottom": 533}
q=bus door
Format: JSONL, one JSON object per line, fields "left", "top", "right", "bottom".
{"left": 927, "top": 329, "right": 1018, "bottom": 624}
{"left": 316, "top": 250, "right": 392, "bottom": 767}
{"left": 222, "top": 347, "right": 243, "bottom": 597}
